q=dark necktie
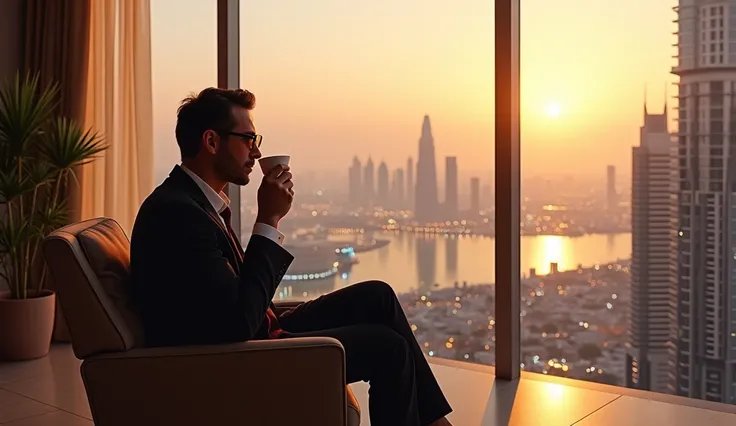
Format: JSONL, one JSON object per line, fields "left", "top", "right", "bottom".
{"left": 219, "top": 205, "right": 283, "bottom": 338}
{"left": 219, "top": 206, "right": 243, "bottom": 260}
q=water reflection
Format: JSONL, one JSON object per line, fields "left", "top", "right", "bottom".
{"left": 276, "top": 276, "right": 337, "bottom": 301}
{"left": 445, "top": 236, "right": 458, "bottom": 278}
{"left": 416, "top": 235, "right": 436, "bottom": 290}
{"left": 279, "top": 232, "right": 632, "bottom": 298}
{"left": 528, "top": 236, "right": 568, "bottom": 275}
{"left": 378, "top": 241, "right": 389, "bottom": 263}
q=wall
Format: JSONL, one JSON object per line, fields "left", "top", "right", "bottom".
{"left": 0, "top": 0, "right": 23, "bottom": 292}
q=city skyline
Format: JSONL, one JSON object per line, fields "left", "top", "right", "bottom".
{"left": 346, "top": 116, "right": 491, "bottom": 218}
{"left": 150, "top": 0, "right": 678, "bottom": 186}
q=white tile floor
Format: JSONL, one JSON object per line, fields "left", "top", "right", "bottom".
{"left": 2, "top": 344, "right": 736, "bottom": 425}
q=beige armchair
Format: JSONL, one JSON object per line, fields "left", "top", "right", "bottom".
{"left": 43, "top": 218, "right": 361, "bottom": 426}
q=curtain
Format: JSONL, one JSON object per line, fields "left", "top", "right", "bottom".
{"left": 22, "top": 0, "right": 91, "bottom": 122}
{"left": 78, "top": 0, "right": 154, "bottom": 233}
{"left": 22, "top": 0, "right": 93, "bottom": 341}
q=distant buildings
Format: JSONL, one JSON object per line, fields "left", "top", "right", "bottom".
{"left": 363, "top": 157, "right": 375, "bottom": 206}
{"left": 377, "top": 161, "right": 389, "bottom": 203}
{"left": 481, "top": 184, "right": 492, "bottom": 211}
{"left": 626, "top": 102, "right": 676, "bottom": 395}
{"left": 347, "top": 116, "right": 488, "bottom": 220}
{"left": 445, "top": 156, "right": 458, "bottom": 218}
{"left": 349, "top": 157, "right": 362, "bottom": 206}
{"left": 415, "top": 115, "right": 439, "bottom": 221}
{"left": 407, "top": 157, "right": 414, "bottom": 208}
{"left": 393, "top": 168, "right": 405, "bottom": 208}
{"left": 607, "top": 165, "right": 617, "bottom": 212}
{"left": 470, "top": 177, "right": 480, "bottom": 215}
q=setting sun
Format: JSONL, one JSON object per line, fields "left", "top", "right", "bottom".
{"left": 545, "top": 102, "right": 562, "bottom": 118}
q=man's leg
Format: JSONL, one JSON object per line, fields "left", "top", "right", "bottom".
{"left": 283, "top": 324, "right": 420, "bottom": 426}
{"left": 279, "top": 281, "right": 452, "bottom": 424}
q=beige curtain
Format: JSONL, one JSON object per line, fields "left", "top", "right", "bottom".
{"left": 22, "top": 0, "right": 93, "bottom": 341}
{"left": 23, "top": 0, "right": 91, "bottom": 123}
{"left": 79, "top": 0, "right": 153, "bottom": 233}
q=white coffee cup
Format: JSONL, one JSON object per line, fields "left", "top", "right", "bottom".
{"left": 259, "top": 155, "right": 291, "bottom": 174}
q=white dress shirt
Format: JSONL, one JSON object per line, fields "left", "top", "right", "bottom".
{"left": 180, "top": 165, "right": 285, "bottom": 246}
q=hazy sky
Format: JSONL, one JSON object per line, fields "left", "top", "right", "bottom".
{"left": 151, "top": 0, "right": 676, "bottom": 185}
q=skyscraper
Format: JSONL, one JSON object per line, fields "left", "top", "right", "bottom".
{"left": 673, "top": 0, "right": 736, "bottom": 403}
{"left": 377, "top": 161, "right": 389, "bottom": 205}
{"left": 349, "top": 156, "right": 362, "bottom": 206}
{"left": 626, "top": 102, "right": 677, "bottom": 395}
{"left": 607, "top": 165, "right": 617, "bottom": 212}
{"left": 407, "top": 157, "right": 414, "bottom": 209}
{"left": 445, "top": 156, "right": 458, "bottom": 218}
{"left": 415, "top": 116, "right": 438, "bottom": 221}
{"left": 364, "top": 157, "right": 375, "bottom": 206}
{"left": 470, "top": 177, "right": 480, "bottom": 215}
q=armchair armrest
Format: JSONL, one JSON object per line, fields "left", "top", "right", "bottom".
{"left": 273, "top": 300, "right": 303, "bottom": 315}
{"left": 81, "top": 337, "right": 348, "bottom": 426}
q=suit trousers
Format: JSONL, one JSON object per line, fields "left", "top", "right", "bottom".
{"left": 279, "top": 280, "right": 452, "bottom": 426}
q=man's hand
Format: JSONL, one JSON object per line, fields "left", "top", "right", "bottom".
{"left": 256, "top": 164, "right": 294, "bottom": 228}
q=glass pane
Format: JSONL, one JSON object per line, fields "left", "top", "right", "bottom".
{"left": 151, "top": 1, "right": 216, "bottom": 186}
{"left": 519, "top": 0, "right": 736, "bottom": 406}
{"left": 240, "top": 1, "right": 495, "bottom": 366}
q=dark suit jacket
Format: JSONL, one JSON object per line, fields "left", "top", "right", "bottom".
{"left": 130, "top": 165, "right": 294, "bottom": 347}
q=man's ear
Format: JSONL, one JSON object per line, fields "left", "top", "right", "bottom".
{"left": 203, "top": 129, "right": 219, "bottom": 154}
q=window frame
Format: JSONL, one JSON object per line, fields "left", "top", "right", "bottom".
{"left": 222, "top": 0, "right": 522, "bottom": 382}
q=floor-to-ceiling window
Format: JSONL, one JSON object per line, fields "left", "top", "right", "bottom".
{"left": 239, "top": 0, "right": 499, "bottom": 368}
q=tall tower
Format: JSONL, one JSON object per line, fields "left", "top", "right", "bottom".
{"left": 363, "top": 157, "right": 375, "bottom": 207}
{"left": 673, "top": 0, "right": 736, "bottom": 404}
{"left": 407, "top": 157, "right": 414, "bottom": 210}
{"left": 607, "top": 165, "right": 617, "bottom": 211}
{"left": 470, "top": 177, "right": 481, "bottom": 215}
{"left": 415, "top": 116, "right": 438, "bottom": 221}
{"left": 349, "top": 157, "right": 362, "bottom": 206}
{"left": 445, "top": 156, "right": 458, "bottom": 218}
{"left": 626, "top": 101, "right": 677, "bottom": 395}
{"left": 377, "top": 161, "right": 389, "bottom": 205}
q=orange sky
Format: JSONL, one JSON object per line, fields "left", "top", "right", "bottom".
{"left": 151, "top": 0, "right": 677, "bottom": 185}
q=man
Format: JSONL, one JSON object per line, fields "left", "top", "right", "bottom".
{"left": 130, "top": 88, "right": 453, "bottom": 426}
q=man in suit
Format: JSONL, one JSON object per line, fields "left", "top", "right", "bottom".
{"left": 130, "top": 88, "right": 453, "bottom": 426}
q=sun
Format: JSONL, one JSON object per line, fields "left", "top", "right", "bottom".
{"left": 545, "top": 102, "right": 562, "bottom": 118}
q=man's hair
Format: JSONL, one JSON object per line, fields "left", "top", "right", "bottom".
{"left": 175, "top": 88, "right": 256, "bottom": 158}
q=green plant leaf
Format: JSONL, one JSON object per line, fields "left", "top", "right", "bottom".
{"left": 0, "top": 218, "right": 33, "bottom": 255}
{"left": 24, "top": 159, "right": 56, "bottom": 189}
{"left": 34, "top": 200, "right": 68, "bottom": 236}
{"left": 0, "top": 72, "right": 59, "bottom": 170}
{"left": 0, "top": 164, "right": 35, "bottom": 202}
{"left": 39, "top": 118, "right": 107, "bottom": 171}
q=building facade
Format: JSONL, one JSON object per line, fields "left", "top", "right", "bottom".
{"left": 627, "top": 105, "right": 678, "bottom": 395}
{"left": 415, "top": 116, "right": 439, "bottom": 221}
{"left": 673, "top": 0, "right": 736, "bottom": 403}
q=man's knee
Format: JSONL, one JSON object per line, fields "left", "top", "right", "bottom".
{"left": 361, "top": 280, "right": 396, "bottom": 298}
{"left": 374, "top": 326, "right": 413, "bottom": 365}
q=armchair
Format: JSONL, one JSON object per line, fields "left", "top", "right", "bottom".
{"left": 43, "top": 218, "right": 360, "bottom": 426}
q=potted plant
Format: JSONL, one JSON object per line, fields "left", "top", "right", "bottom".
{"left": 0, "top": 72, "right": 106, "bottom": 361}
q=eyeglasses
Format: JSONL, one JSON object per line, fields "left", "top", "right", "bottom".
{"left": 228, "top": 131, "right": 263, "bottom": 149}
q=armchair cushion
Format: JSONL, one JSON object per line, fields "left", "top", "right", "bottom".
{"left": 82, "top": 337, "right": 358, "bottom": 426}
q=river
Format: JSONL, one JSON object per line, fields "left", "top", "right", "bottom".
{"left": 276, "top": 232, "right": 632, "bottom": 299}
